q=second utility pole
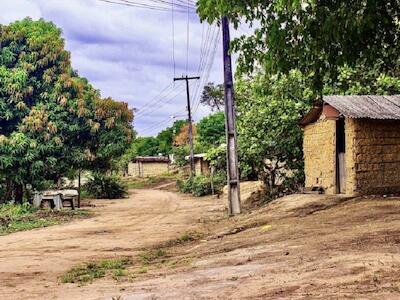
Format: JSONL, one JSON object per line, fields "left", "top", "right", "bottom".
{"left": 174, "top": 75, "right": 200, "bottom": 178}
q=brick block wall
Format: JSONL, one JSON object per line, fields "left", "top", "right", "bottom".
{"left": 344, "top": 119, "right": 357, "bottom": 195}
{"left": 195, "top": 159, "right": 211, "bottom": 176}
{"left": 304, "top": 119, "right": 337, "bottom": 194}
{"left": 351, "top": 119, "right": 400, "bottom": 195}
{"left": 128, "top": 162, "right": 139, "bottom": 177}
{"left": 127, "top": 162, "right": 169, "bottom": 178}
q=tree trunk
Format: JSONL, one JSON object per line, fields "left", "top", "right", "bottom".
{"left": 14, "top": 183, "right": 24, "bottom": 204}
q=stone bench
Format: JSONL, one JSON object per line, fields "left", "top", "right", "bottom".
{"left": 33, "top": 189, "right": 78, "bottom": 210}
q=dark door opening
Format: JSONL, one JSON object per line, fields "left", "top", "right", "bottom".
{"left": 336, "top": 118, "right": 346, "bottom": 194}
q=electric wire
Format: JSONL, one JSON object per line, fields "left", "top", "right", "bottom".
{"left": 97, "top": 0, "right": 196, "bottom": 13}
{"left": 135, "top": 82, "right": 187, "bottom": 119}
{"left": 192, "top": 27, "right": 220, "bottom": 115}
{"left": 171, "top": 0, "right": 176, "bottom": 78}
{"left": 186, "top": 0, "right": 190, "bottom": 74}
{"left": 135, "top": 81, "right": 179, "bottom": 117}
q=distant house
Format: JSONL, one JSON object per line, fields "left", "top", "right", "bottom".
{"left": 128, "top": 156, "right": 170, "bottom": 178}
{"left": 301, "top": 95, "right": 400, "bottom": 196}
{"left": 185, "top": 154, "right": 211, "bottom": 176}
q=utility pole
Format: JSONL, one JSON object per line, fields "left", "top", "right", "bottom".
{"left": 222, "top": 16, "right": 241, "bottom": 216}
{"left": 174, "top": 75, "right": 200, "bottom": 178}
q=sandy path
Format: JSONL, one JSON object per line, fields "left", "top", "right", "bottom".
{"left": 3, "top": 191, "right": 400, "bottom": 299}
{"left": 0, "top": 189, "right": 223, "bottom": 300}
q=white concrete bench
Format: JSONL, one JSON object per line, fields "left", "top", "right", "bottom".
{"left": 33, "top": 190, "right": 78, "bottom": 210}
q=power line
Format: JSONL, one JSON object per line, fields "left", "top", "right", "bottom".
{"left": 185, "top": 0, "right": 190, "bottom": 74}
{"left": 139, "top": 106, "right": 187, "bottom": 134}
{"left": 135, "top": 82, "right": 187, "bottom": 119}
{"left": 190, "top": 23, "right": 216, "bottom": 109}
{"left": 97, "top": 0, "right": 196, "bottom": 13}
{"left": 171, "top": 0, "right": 176, "bottom": 78}
{"left": 135, "top": 81, "right": 178, "bottom": 116}
{"left": 118, "top": 0, "right": 196, "bottom": 9}
{"left": 193, "top": 30, "right": 220, "bottom": 114}
{"left": 191, "top": 23, "right": 220, "bottom": 115}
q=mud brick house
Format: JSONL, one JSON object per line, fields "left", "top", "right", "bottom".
{"left": 301, "top": 95, "right": 400, "bottom": 196}
{"left": 185, "top": 154, "right": 211, "bottom": 176}
{"left": 128, "top": 156, "right": 170, "bottom": 178}
{"left": 193, "top": 154, "right": 211, "bottom": 176}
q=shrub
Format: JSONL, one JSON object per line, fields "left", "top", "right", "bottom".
{"left": 191, "top": 175, "right": 212, "bottom": 197}
{"left": 84, "top": 173, "right": 127, "bottom": 199}
{"left": 177, "top": 173, "right": 226, "bottom": 197}
{"left": 176, "top": 178, "right": 193, "bottom": 194}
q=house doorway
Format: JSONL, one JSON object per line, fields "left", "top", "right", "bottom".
{"left": 336, "top": 118, "right": 346, "bottom": 194}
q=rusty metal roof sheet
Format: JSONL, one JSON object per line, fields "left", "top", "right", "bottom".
{"left": 133, "top": 156, "right": 170, "bottom": 163}
{"left": 324, "top": 95, "right": 400, "bottom": 119}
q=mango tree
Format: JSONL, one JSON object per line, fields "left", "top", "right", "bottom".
{"left": 0, "top": 19, "right": 133, "bottom": 203}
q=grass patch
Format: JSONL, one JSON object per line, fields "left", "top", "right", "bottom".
{"left": 61, "top": 258, "right": 132, "bottom": 284}
{"left": 62, "top": 249, "right": 168, "bottom": 285}
{"left": 61, "top": 231, "right": 204, "bottom": 285}
{"left": 139, "top": 248, "right": 167, "bottom": 265}
{"left": 0, "top": 203, "right": 89, "bottom": 235}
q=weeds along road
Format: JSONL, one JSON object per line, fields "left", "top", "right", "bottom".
{"left": 2, "top": 189, "right": 400, "bottom": 299}
{"left": 0, "top": 189, "right": 223, "bottom": 300}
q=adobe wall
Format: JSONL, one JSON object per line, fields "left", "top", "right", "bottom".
{"left": 350, "top": 119, "right": 400, "bottom": 195}
{"left": 303, "top": 119, "right": 337, "bottom": 194}
{"left": 344, "top": 119, "right": 357, "bottom": 195}
{"left": 127, "top": 162, "right": 170, "bottom": 178}
{"left": 127, "top": 162, "right": 139, "bottom": 177}
{"left": 195, "top": 159, "right": 211, "bottom": 176}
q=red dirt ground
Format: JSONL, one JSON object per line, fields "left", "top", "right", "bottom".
{"left": 1, "top": 190, "right": 400, "bottom": 299}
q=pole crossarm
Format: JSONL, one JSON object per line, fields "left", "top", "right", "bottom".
{"left": 174, "top": 76, "right": 200, "bottom": 81}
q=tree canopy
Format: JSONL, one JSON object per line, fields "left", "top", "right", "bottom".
{"left": 156, "top": 120, "right": 186, "bottom": 154}
{"left": 200, "top": 82, "right": 224, "bottom": 111}
{"left": 197, "top": 112, "right": 225, "bottom": 148}
{"left": 0, "top": 18, "right": 134, "bottom": 202}
{"left": 198, "top": 0, "right": 400, "bottom": 92}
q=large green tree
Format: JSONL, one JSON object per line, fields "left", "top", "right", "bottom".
{"left": 0, "top": 18, "right": 133, "bottom": 202}
{"left": 198, "top": 0, "right": 400, "bottom": 92}
{"left": 197, "top": 112, "right": 225, "bottom": 148}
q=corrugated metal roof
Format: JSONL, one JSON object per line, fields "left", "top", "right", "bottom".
{"left": 133, "top": 156, "right": 170, "bottom": 163}
{"left": 324, "top": 95, "right": 400, "bottom": 119}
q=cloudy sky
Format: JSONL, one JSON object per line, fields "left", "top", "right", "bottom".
{"left": 0, "top": 0, "right": 247, "bottom": 136}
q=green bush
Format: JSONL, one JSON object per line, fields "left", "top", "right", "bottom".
{"left": 84, "top": 173, "right": 127, "bottom": 199}
{"left": 177, "top": 173, "right": 226, "bottom": 197}
{"left": 191, "top": 175, "right": 212, "bottom": 197}
{"left": 176, "top": 178, "right": 193, "bottom": 194}
{"left": 212, "top": 172, "right": 227, "bottom": 193}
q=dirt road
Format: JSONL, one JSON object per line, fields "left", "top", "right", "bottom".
{"left": 2, "top": 190, "right": 400, "bottom": 299}
{"left": 0, "top": 189, "right": 223, "bottom": 299}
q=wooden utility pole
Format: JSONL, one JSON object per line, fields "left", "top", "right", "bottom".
{"left": 174, "top": 75, "right": 200, "bottom": 177}
{"left": 222, "top": 16, "right": 241, "bottom": 215}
